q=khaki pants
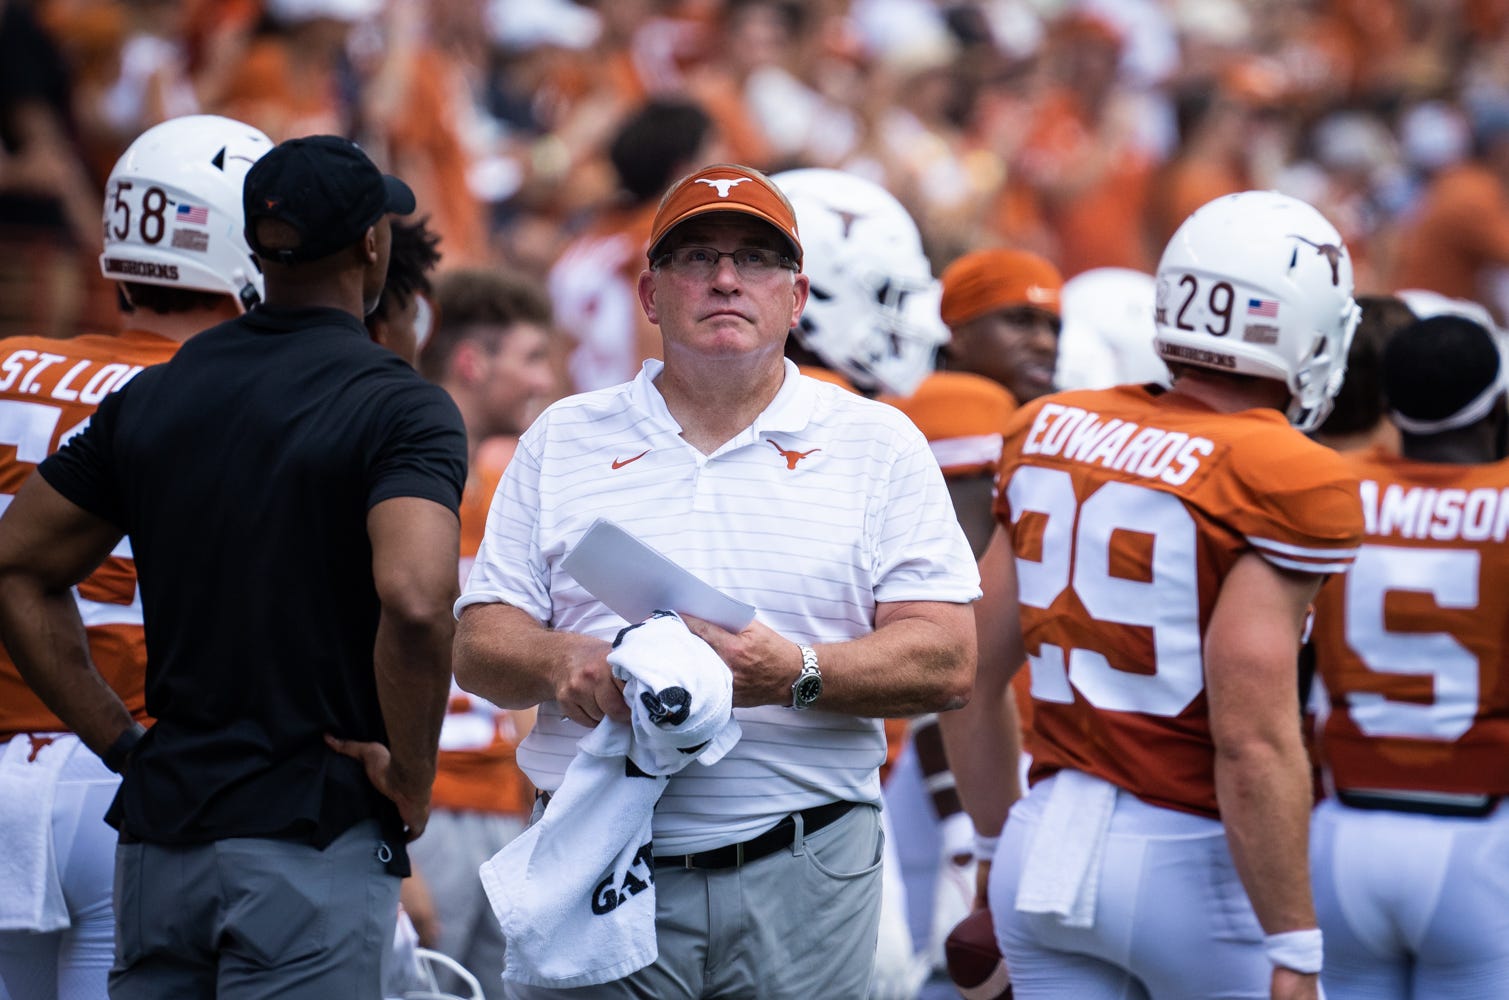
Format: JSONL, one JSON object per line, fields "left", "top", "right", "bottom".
{"left": 504, "top": 803, "right": 884, "bottom": 1000}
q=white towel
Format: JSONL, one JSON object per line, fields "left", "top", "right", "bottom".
{"left": 0, "top": 733, "right": 79, "bottom": 931}
{"left": 1014, "top": 769, "right": 1118, "bottom": 929}
{"left": 612, "top": 611, "right": 742, "bottom": 775}
{"left": 480, "top": 611, "right": 740, "bottom": 988}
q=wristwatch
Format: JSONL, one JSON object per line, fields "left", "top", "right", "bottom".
{"left": 791, "top": 644, "right": 823, "bottom": 710}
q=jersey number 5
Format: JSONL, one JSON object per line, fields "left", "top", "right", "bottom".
{"left": 1343, "top": 544, "right": 1479, "bottom": 741}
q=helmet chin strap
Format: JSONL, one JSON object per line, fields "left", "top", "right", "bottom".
{"left": 232, "top": 268, "right": 261, "bottom": 312}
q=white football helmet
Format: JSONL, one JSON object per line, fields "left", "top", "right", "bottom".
{"left": 100, "top": 115, "right": 274, "bottom": 311}
{"left": 1056, "top": 267, "right": 1170, "bottom": 391}
{"left": 773, "top": 168, "right": 947, "bottom": 396}
{"left": 1154, "top": 191, "right": 1361, "bottom": 432}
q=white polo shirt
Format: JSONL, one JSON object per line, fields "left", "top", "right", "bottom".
{"left": 459, "top": 358, "right": 980, "bottom": 853}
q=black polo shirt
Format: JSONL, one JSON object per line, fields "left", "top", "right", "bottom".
{"left": 41, "top": 306, "right": 466, "bottom": 865}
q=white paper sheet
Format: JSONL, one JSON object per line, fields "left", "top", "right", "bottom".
{"left": 560, "top": 519, "right": 756, "bottom": 633}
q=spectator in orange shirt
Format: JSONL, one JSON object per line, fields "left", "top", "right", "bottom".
{"left": 548, "top": 98, "right": 721, "bottom": 392}
{"left": 1390, "top": 101, "right": 1509, "bottom": 322}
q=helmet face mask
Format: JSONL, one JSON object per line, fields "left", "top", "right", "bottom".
{"left": 773, "top": 168, "right": 947, "bottom": 396}
{"left": 1153, "top": 191, "right": 1362, "bottom": 432}
{"left": 100, "top": 115, "right": 274, "bottom": 311}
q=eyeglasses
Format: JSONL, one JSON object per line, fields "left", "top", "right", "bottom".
{"left": 654, "top": 246, "right": 797, "bottom": 279}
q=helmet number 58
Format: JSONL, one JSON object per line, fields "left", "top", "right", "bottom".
{"left": 110, "top": 182, "right": 169, "bottom": 245}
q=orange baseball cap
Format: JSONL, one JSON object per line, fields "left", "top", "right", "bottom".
{"left": 647, "top": 163, "right": 803, "bottom": 267}
{"left": 940, "top": 248, "right": 1064, "bottom": 327}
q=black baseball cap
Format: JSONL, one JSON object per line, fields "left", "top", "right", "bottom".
{"left": 242, "top": 134, "right": 416, "bottom": 263}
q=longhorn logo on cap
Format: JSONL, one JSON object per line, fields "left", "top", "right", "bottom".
{"left": 698, "top": 177, "right": 751, "bottom": 198}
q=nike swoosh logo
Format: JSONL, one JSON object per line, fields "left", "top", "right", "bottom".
{"left": 612, "top": 450, "right": 650, "bottom": 470}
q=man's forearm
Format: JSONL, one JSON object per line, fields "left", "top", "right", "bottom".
{"left": 809, "top": 603, "right": 976, "bottom": 717}
{"left": 939, "top": 680, "right": 1022, "bottom": 839}
{"left": 0, "top": 580, "right": 135, "bottom": 756}
{"left": 1215, "top": 734, "right": 1318, "bottom": 934}
{"left": 373, "top": 608, "right": 453, "bottom": 792}
{"left": 453, "top": 602, "right": 611, "bottom": 709}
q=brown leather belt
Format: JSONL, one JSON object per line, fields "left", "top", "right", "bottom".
{"left": 654, "top": 800, "right": 855, "bottom": 870}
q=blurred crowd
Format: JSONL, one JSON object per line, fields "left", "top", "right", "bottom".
{"left": 5, "top": 0, "right": 1509, "bottom": 389}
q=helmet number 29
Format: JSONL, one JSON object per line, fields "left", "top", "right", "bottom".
{"left": 110, "top": 182, "right": 169, "bottom": 246}
{"left": 1007, "top": 465, "right": 1204, "bottom": 717}
{"left": 1174, "top": 273, "right": 1235, "bottom": 337}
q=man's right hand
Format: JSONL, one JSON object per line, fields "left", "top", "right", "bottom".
{"left": 325, "top": 733, "right": 433, "bottom": 840}
{"left": 554, "top": 647, "right": 629, "bottom": 728}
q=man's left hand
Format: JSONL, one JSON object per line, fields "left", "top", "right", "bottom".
{"left": 325, "top": 733, "right": 432, "bottom": 840}
{"left": 680, "top": 613, "right": 803, "bottom": 708}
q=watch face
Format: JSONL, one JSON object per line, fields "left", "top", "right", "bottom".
{"left": 794, "top": 673, "right": 823, "bottom": 707}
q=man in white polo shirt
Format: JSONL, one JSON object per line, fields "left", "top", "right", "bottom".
{"left": 454, "top": 163, "right": 980, "bottom": 998}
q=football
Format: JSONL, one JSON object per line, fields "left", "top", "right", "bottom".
{"left": 943, "top": 908, "right": 1012, "bottom": 1000}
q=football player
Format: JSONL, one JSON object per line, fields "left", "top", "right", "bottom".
{"left": 1308, "top": 313, "right": 1509, "bottom": 998}
{"left": 0, "top": 115, "right": 272, "bottom": 1000}
{"left": 944, "top": 191, "right": 1364, "bottom": 1000}
{"left": 938, "top": 247, "right": 1066, "bottom": 407}
{"left": 773, "top": 167, "right": 1018, "bottom": 992}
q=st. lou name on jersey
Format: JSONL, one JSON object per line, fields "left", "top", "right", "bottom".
{"left": 1021, "top": 402, "right": 1213, "bottom": 487}
{"left": 0, "top": 349, "right": 146, "bottom": 405}
{"left": 1361, "top": 478, "right": 1509, "bottom": 543}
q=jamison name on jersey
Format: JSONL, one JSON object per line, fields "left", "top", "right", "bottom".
{"left": 1361, "top": 478, "right": 1509, "bottom": 543}
{"left": 1022, "top": 402, "right": 1213, "bottom": 487}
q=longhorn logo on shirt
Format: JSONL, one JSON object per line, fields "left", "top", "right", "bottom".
{"left": 1289, "top": 234, "right": 1345, "bottom": 286}
{"left": 769, "top": 439, "right": 820, "bottom": 469}
{"left": 697, "top": 177, "right": 751, "bottom": 198}
{"left": 26, "top": 734, "right": 57, "bottom": 763}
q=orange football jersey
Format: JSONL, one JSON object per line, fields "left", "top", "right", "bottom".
{"left": 997, "top": 385, "right": 1363, "bottom": 817}
{"left": 880, "top": 371, "right": 1018, "bottom": 479}
{"left": 0, "top": 329, "right": 179, "bottom": 736}
{"left": 432, "top": 445, "right": 532, "bottom": 817}
{"left": 1310, "top": 450, "right": 1509, "bottom": 797}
